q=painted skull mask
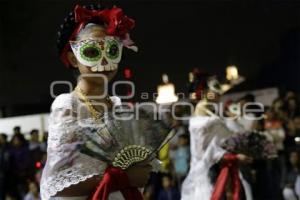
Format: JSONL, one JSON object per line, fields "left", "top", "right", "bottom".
{"left": 70, "top": 36, "right": 123, "bottom": 72}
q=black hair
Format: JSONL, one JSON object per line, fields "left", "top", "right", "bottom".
{"left": 57, "top": 4, "right": 107, "bottom": 56}
{"left": 13, "top": 126, "right": 21, "bottom": 131}
{"left": 0, "top": 133, "right": 7, "bottom": 141}
{"left": 285, "top": 149, "right": 300, "bottom": 170}
{"left": 11, "top": 133, "right": 27, "bottom": 146}
{"left": 30, "top": 129, "right": 39, "bottom": 135}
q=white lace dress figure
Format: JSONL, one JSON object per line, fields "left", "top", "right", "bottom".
{"left": 40, "top": 93, "right": 124, "bottom": 200}
{"left": 181, "top": 116, "right": 232, "bottom": 200}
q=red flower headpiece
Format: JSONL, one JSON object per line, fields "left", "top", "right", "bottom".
{"left": 60, "top": 5, "right": 136, "bottom": 67}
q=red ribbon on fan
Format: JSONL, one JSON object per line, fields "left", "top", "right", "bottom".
{"left": 60, "top": 5, "right": 135, "bottom": 67}
{"left": 89, "top": 166, "right": 143, "bottom": 200}
{"left": 211, "top": 154, "right": 241, "bottom": 200}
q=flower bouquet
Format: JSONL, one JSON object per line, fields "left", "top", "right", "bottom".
{"left": 222, "top": 131, "right": 277, "bottom": 159}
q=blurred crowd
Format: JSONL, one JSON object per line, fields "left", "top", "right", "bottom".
{"left": 1, "top": 90, "right": 300, "bottom": 200}
{"left": 0, "top": 127, "right": 47, "bottom": 200}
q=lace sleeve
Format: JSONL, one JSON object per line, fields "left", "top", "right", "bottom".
{"left": 203, "top": 118, "right": 233, "bottom": 165}
{"left": 40, "top": 94, "right": 107, "bottom": 200}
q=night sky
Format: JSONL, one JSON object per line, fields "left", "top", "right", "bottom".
{"left": 0, "top": 0, "right": 299, "bottom": 116}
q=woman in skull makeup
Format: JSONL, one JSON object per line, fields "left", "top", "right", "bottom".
{"left": 181, "top": 70, "right": 253, "bottom": 200}
{"left": 40, "top": 4, "right": 153, "bottom": 200}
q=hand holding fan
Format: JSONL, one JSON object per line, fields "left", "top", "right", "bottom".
{"left": 80, "top": 105, "right": 174, "bottom": 169}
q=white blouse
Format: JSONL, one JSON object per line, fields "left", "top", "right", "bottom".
{"left": 40, "top": 93, "right": 123, "bottom": 200}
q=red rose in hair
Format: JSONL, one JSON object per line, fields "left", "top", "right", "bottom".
{"left": 103, "top": 7, "right": 135, "bottom": 38}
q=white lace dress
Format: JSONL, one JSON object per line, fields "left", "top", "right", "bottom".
{"left": 181, "top": 116, "right": 232, "bottom": 200}
{"left": 40, "top": 93, "right": 124, "bottom": 200}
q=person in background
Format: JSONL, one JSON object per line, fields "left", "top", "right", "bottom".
{"left": 35, "top": 152, "right": 47, "bottom": 185}
{"left": 29, "top": 129, "right": 40, "bottom": 151}
{"left": 285, "top": 116, "right": 300, "bottom": 150}
{"left": 272, "top": 97, "right": 286, "bottom": 121}
{"left": 173, "top": 134, "right": 190, "bottom": 188}
{"left": 250, "top": 116, "right": 282, "bottom": 200}
{"left": 29, "top": 129, "right": 43, "bottom": 174}
{"left": 284, "top": 97, "right": 300, "bottom": 121}
{"left": 0, "top": 134, "right": 8, "bottom": 145}
{"left": 40, "top": 131, "right": 48, "bottom": 152}
{"left": 143, "top": 185, "right": 155, "bottom": 200}
{"left": 262, "top": 107, "right": 287, "bottom": 197}
{"left": 158, "top": 174, "right": 180, "bottom": 200}
{"left": 0, "top": 133, "right": 9, "bottom": 200}
{"left": 24, "top": 181, "right": 40, "bottom": 200}
{"left": 167, "top": 106, "right": 190, "bottom": 174}
{"left": 282, "top": 150, "right": 299, "bottom": 200}
{"left": 13, "top": 126, "right": 22, "bottom": 136}
{"left": 264, "top": 108, "right": 286, "bottom": 152}
{"left": 182, "top": 72, "right": 253, "bottom": 200}
{"left": 168, "top": 120, "right": 187, "bottom": 162}
{"left": 285, "top": 91, "right": 297, "bottom": 100}
{"left": 293, "top": 116, "right": 300, "bottom": 145}
{"left": 8, "top": 134, "right": 31, "bottom": 199}
{"left": 168, "top": 104, "right": 190, "bottom": 150}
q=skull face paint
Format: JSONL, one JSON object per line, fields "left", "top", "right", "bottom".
{"left": 70, "top": 36, "right": 123, "bottom": 72}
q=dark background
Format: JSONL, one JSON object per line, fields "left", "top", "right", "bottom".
{"left": 0, "top": 0, "right": 299, "bottom": 117}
